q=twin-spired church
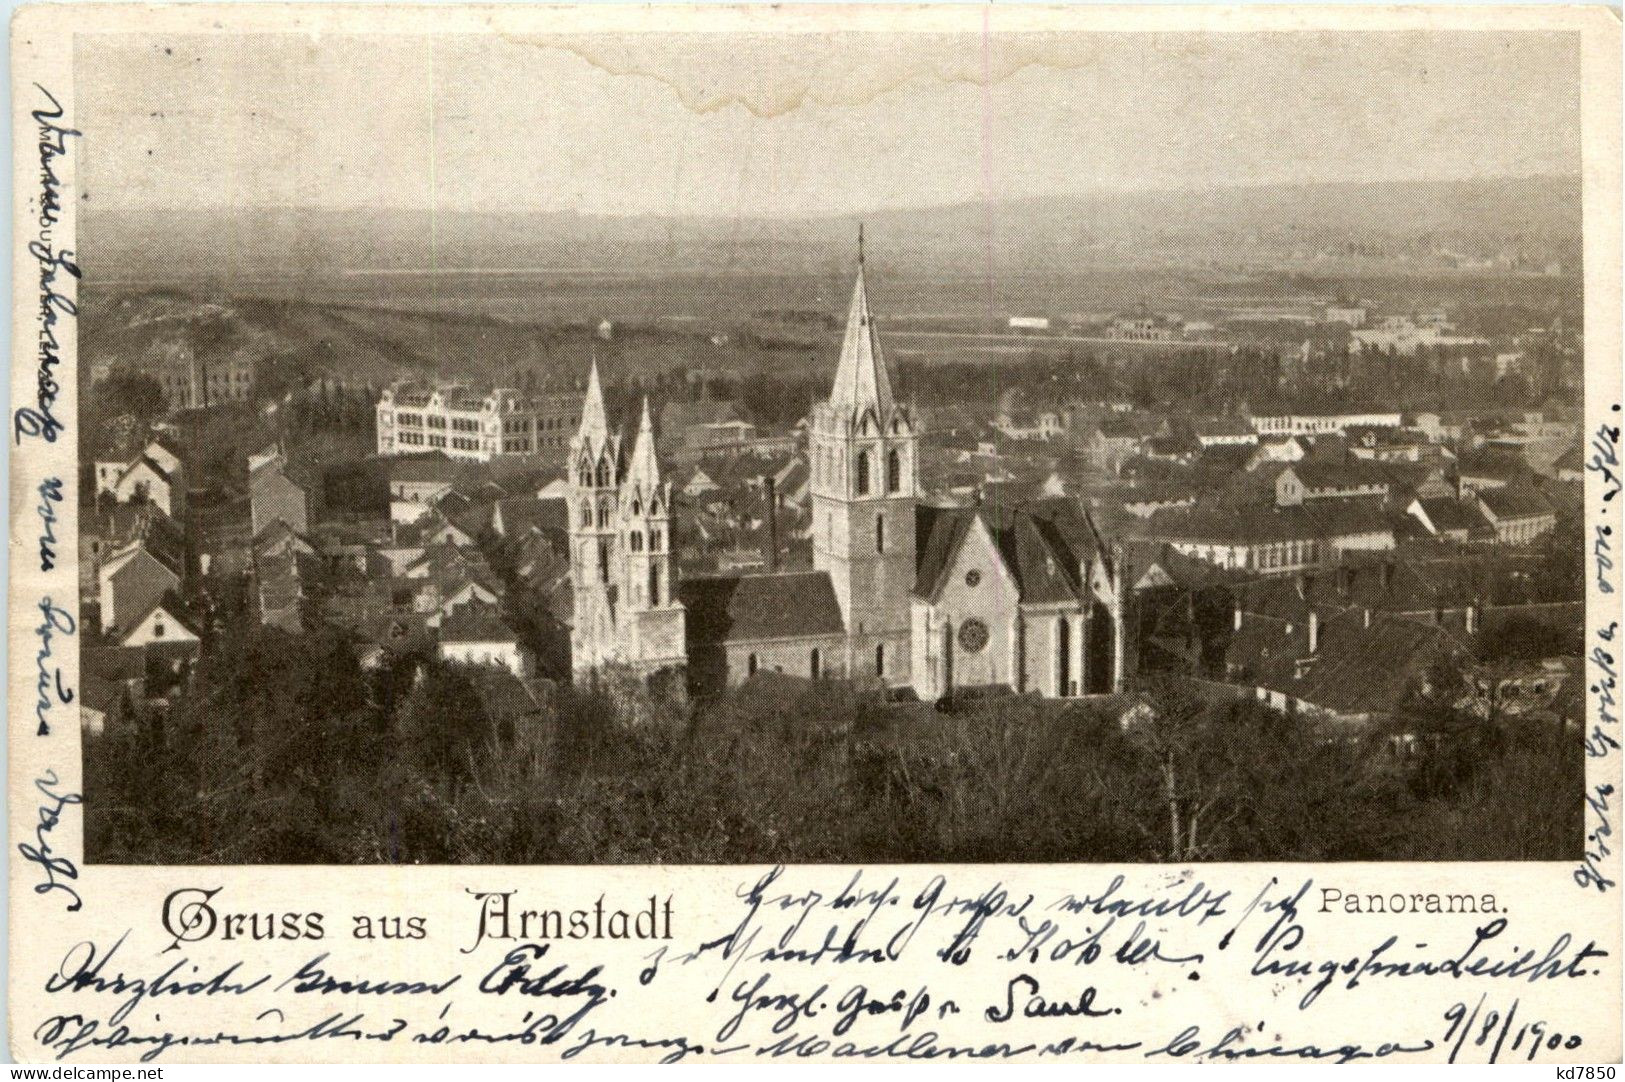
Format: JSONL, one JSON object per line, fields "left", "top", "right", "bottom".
{"left": 566, "top": 249, "right": 1128, "bottom": 701}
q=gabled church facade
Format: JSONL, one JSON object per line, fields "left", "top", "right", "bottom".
{"left": 909, "top": 501, "right": 1127, "bottom": 700}
{"left": 566, "top": 244, "right": 1127, "bottom": 700}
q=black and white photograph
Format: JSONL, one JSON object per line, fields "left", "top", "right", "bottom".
{"left": 74, "top": 26, "right": 1589, "bottom": 867}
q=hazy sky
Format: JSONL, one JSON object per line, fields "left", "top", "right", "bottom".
{"left": 77, "top": 30, "right": 1580, "bottom": 218}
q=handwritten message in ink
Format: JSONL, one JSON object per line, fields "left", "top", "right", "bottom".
{"left": 17, "top": 772, "right": 82, "bottom": 912}
{"left": 1577, "top": 410, "right": 1622, "bottom": 891}
{"left": 25, "top": 869, "right": 1610, "bottom": 1063}
{"left": 17, "top": 83, "right": 78, "bottom": 446}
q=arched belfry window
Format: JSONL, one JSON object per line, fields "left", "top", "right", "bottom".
{"left": 887, "top": 448, "right": 902, "bottom": 494}
{"left": 595, "top": 458, "right": 612, "bottom": 488}
{"left": 578, "top": 462, "right": 593, "bottom": 488}
{"left": 856, "top": 451, "right": 871, "bottom": 496}
{"left": 580, "top": 502, "right": 592, "bottom": 527}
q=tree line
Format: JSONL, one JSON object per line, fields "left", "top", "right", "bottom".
{"left": 85, "top": 626, "right": 1581, "bottom": 865}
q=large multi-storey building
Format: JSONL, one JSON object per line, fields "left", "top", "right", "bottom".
{"left": 375, "top": 382, "right": 583, "bottom": 464}
{"left": 92, "top": 341, "right": 254, "bottom": 411}
{"left": 1247, "top": 410, "right": 1402, "bottom": 437}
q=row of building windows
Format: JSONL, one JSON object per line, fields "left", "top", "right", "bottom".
{"left": 389, "top": 408, "right": 577, "bottom": 430}
{"left": 625, "top": 529, "right": 664, "bottom": 552}
{"left": 502, "top": 416, "right": 578, "bottom": 434}
{"left": 503, "top": 435, "right": 566, "bottom": 452}
{"left": 1258, "top": 539, "right": 1318, "bottom": 569}
{"left": 1305, "top": 484, "right": 1384, "bottom": 499}
{"left": 1496, "top": 518, "right": 1552, "bottom": 544}
{"left": 746, "top": 643, "right": 884, "bottom": 679}
{"left": 500, "top": 414, "right": 579, "bottom": 434}
{"left": 817, "top": 447, "right": 906, "bottom": 497}
{"left": 1253, "top": 415, "right": 1401, "bottom": 435}
{"left": 588, "top": 543, "right": 668, "bottom": 604}
{"left": 576, "top": 499, "right": 668, "bottom": 548}
{"left": 578, "top": 461, "right": 617, "bottom": 488}
{"left": 1177, "top": 539, "right": 1320, "bottom": 571}
{"left": 161, "top": 370, "right": 251, "bottom": 386}
{"left": 387, "top": 428, "right": 567, "bottom": 457}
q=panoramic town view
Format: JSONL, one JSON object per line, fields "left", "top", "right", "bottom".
{"left": 76, "top": 31, "right": 1586, "bottom": 864}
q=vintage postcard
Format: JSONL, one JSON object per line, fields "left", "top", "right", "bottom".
{"left": 8, "top": 2, "right": 1622, "bottom": 1066}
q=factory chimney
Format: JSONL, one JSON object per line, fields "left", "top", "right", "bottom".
{"left": 764, "top": 476, "right": 779, "bottom": 573}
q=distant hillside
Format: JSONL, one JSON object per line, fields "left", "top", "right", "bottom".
{"left": 78, "top": 290, "right": 605, "bottom": 402}
{"left": 77, "top": 287, "right": 826, "bottom": 405}
{"left": 83, "top": 175, "right": 1581, "bottom": 283}
{"left": 80, "top": 292, "right": 417, "bottom": 394}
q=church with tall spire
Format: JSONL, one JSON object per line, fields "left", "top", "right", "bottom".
{"left": 807, "top": 225, "right": 919, "bottom": 687}
{"left": 567, "top": 359, "right": 687, "bottom": 681}
{"left": 564, "top": 234, "right": 1128, "bottom": 701}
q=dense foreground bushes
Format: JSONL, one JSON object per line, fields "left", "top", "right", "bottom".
{"left": 85, "top": 626, "right": 1582, "bottom": 865}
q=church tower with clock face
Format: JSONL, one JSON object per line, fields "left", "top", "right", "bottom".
{"left": 807, "top": 233, "right": 919, "bottom": 687}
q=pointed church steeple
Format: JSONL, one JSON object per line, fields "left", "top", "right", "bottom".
{"left": 828, "top": 228, "right": 894, "bottom": 419}
{"left": 625, "top": 396, "right": 660, "bottom": 492}
{"left": 578, "top": 355, "right": 609, "bottom": 447}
